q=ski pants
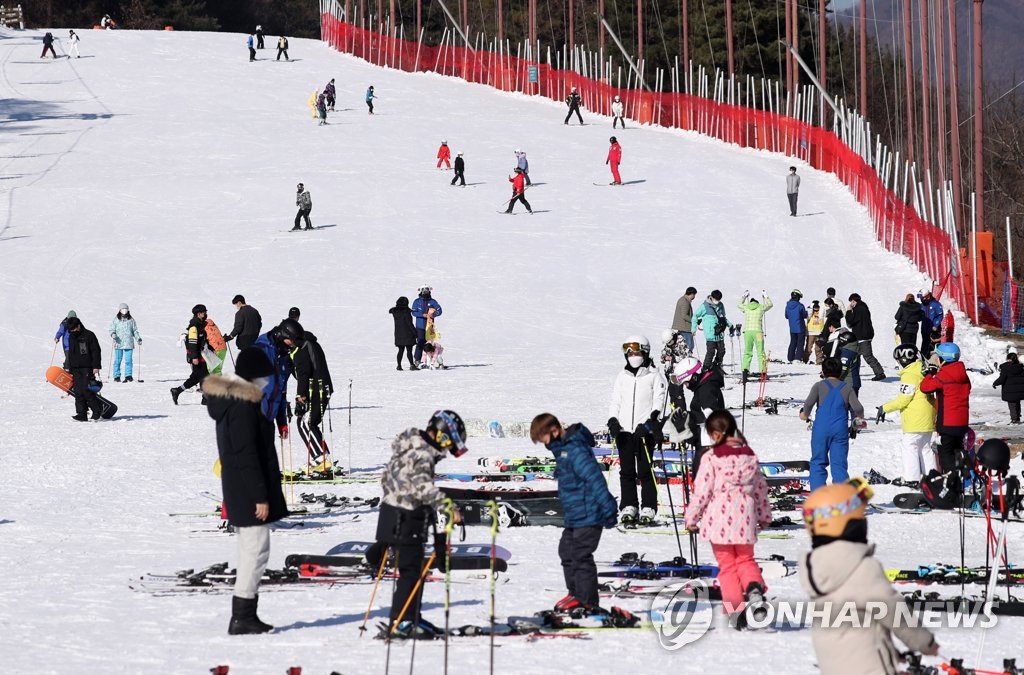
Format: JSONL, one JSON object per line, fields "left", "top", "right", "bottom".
{"left": 112, "top": 348, "right": 134, "bottom": 378}
{"left": 505, "top": 192, "right": 531, "bottom": 214}
{"left": 613, "top": 116, "right": 625, "bottom": 129}
{"left": 41, "top": 45, "right": 56, "bottom": 58}
{"left": 558, "top": 525, "right": 603, "bottom": 607}
{"left": 183, "top": 360, "right": 209, "bottom": 390}
{"left": 366, "top": 99, "right": 374, "bottom": 114}
{"left": 609, "top": 161, "right": 621, "bottom": 184}
{"left": 294, "top": 207, "right": 312, "bottom": 229}
{"left": 276, "top": 48, "right": 288, "bottom": 61}
{"left": 899, "top": 330, "right": 918, "bottom": 346}
{"left": 711, "top": 543, "right": 765, "bottom": 614}
{"left": 414, "top": 328, "right": 427, "bottom": 361}
{"left": 1009, "top": 400, "right": 1022, "bottom": 424}
{"left": 805, "top": 334, "right": 822, "bottom": 364}
{"left": 450, "top": 169, "right": 465, "bottom": 186}
{"left": 299, "top": 394, "right": 329, "bottom": 461}
{"left": 920, "top": 326, "right": 936, "bottom": 358}
{"left": 787, "top": 331, "right": 806, "bottom": 363}
{"left": 68, "top": 42, "right": 80, "bottom": 58}
{"left": 901, "top": 432, "right": 936, "bottom": 483}
{"left": 396, "top": 345, "right": 414, "bottom": 368}
{"left": 248, "top": 47, "right": 256, "bottom": 61}
{"left": 857, "top": 339, "right": 885, "bottom": 378}
{"left": 564, "top": 105, "right": 583, "bottom": 125}
{"left": 436, "top": 157, "right": 450, "bottom": 169}
{"left": 787, "top": 192, "right": 798, "bottom": 216}
{"left": 367, "top": 504, "right": 431, "bottom": 625}
{"left": 257, "top": 35, "right": 265, "bottom": 49}
{"left": 810, "top": 428, "right": 849, "bottom": 490}
{"left": 233, "top": 524, "right": 271, "bottom": 599}
{"left": 70, "top": 367, "right": 101, "bottom": 417}
{"left": 702, "top": 339, "right": 725, "bottom": 371}
{"left": 741, "top": 331, "right": 766, "bottom": 373}
{"left": 615, "top": 430, "right": 657, "bottom": 511}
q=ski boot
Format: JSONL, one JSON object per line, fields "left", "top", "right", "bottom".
{"left": 862, "top": 469, "right": 891, "bottom": 485}
{"left": 170, "top": 386, "right": 183, "bottom": 405}
{"left": 113, "top": 377, "right": 121, "bottom": 382}
{"left": 638, "top": 507, "right": 657, "bottom": 527}
{"left": 728, "top": 611, "right": 750, "bottom": 631}
{"left": 554, "top": 595, "right": 583, "bottom": 612}
{"left": 744, "top": 582, "right": 769, "bottom": 624}
{"left": 124, "top": 376, "right": 133, "bottom": 382}
{"left": 742, "top": 369, "right": 752, "bottom": 383}
{"left": 619, "top": 506, "right": 638, "bottom": 529}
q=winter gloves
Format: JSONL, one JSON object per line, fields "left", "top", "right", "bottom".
{"left": 670, "top": 408, "right": 688, "bottom": 432}
{"left": 607, "top": 417, "right": 622, "bottom": 436}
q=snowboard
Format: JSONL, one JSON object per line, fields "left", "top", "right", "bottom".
{"left": 46, "top": 365, "right": 118, "bottom": 419}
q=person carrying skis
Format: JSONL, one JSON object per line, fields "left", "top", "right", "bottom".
{"left": 611, "top": 95, "right": 625, "bottom": 128}
{"left": 389, "top": 296, "right": 418, "bottom": 370}
{"left": 291, "top": 330, "right": 334, "bottom": 472}
{"left": 252, "top": 319, "right": 304, "bottom": 439}
{"left": 366, "top": 411, "right": 467, "bottom": 639}
{"left": 671, "top": 286, "right": 698, "bottom": 354}
{"left": 411, "top": 286, "right": 442, "bottom": 362}
{"left": 738, "top": 290, "right": 774, "bottom": 381}
{"left": 67, "top": 30, "right": 81, "bottom": 58}
{"left": 564, "top": 86, "right": 584, "bottom": 125}
{"left": 919, "top": 291, "right": 943, "bottom": 358}
{"left": 365, "top": 85, "right": 375, "bottom": 114}
{"left": 41, "top": 32, "right": 57, "bottom": 58}
{"left": 692, "top": 290, "right": 729, "bottom": 371}
{"left": 204, "top": 312, "right": 228, "bottom": 376}
{"left": 893, "top": 293, "right": 923, "bottom": 346}
{"left": 799, "top": 357, "right": 865, "bottom": 490}
{"left": 247, "top": 34, "right": 256, "bottom": 62}
{"left": 293, "top": 183, "right": 313, "bottom": 230}
{"left": 276, "top": 36, "right": 289, "bottom": 61}
{"left": 504, "top": 167, "right": 532, "bottom": 214}
{"left": 514, "top": 150, "right": 531, "bottom": 185}
{"left": 54, "top": 310, "right": 78, "bottom": 368}
{"left": 436, "top": 140, "right": 451, "bottom": 169}
{"left": 880, "top": 344, "right": 936, "bottom": 485}
{"left": 530, "top": 413, "right": 618, "bottom": 613}
{"left": 315, "top": 92, "right": 328, "bottom": 126}
{"left": 993, "top": 352, "right": 1024, "bottom": 425}
{"left": 606, "top": 136, "right": 622, "bottom": 185}
{"left": 845, "top": 293, "right": 886, "bottom": 381}
{"left": 685, "top": 410, "right": 772, "bottom": 630}
{"left": 109, "top": 303, "right": 141, "bottom": 382}
{"left": 170, "top": 304, "right": 210, "bottom": 405}
{"left": 918, "top": 342, "right": 970, "bottom": 507}
{"left": 225, "top": 294, "right": 263, "bottom": 349}
{"left": 450, "top": 152, "right": 466, "bottom": 186}
{"left": 255, "top": 25, "right": 265, "bottom": 49}
{"left": 323, "top": 78, "right": 336, "bottom": 111}
{"left": 205, "top": 346, "right": 288, "bottom": 635}
{"left": 799, "top": 480, "right": 938, "bottom": 674}
{"left": 64, "top": 316, "right": 103, "bottom": 421}
{"left": 785, "top": 289, "right": 808, "bottom": 364}
{"left": 608, "top": 335, "right": 667, "bottom": 526}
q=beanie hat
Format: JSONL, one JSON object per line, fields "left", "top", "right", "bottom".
{"left": 67, "top": 310, "right": 77, "bottom": 318}
{"left": 192, "top": 304, "right": 207, "bottom": 315}
{"left": 235, "top": 347, "right": 274, "bottom": 381}
{"left": 118, "top": 303, "right": 129, "bottom": 312}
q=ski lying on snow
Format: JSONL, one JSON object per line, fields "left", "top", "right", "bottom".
{"left": 326, "top": 540, "right": 513, "bottom": 561}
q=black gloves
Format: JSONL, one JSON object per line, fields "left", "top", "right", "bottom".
{"left": 924, "top": 364, "right": 939, "bottom": 376}
{"left": 649, "top": 410, "right": 661, "bottom": 424}
{"left": 875, "top": 407, "right": 885, "bottom": 424}
{"left": 671, "top": 408, "right": 688, "bottom": 432}
{"left": 993, "top": 382, "right": 999, "bottom": 389}
{"left": 608, "top": 417, "right": 622, "bottom": 436}
{"left": 223, "top": 334, "right": 234, "bottom": 342}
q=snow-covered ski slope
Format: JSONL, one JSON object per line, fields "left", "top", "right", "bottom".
{"left": 1, "top": 29, "right": 1020, "bottom": 673}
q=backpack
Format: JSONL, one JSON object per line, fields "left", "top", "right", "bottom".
{"left": 920, "top": 469, "right": 962, "bottom": 509}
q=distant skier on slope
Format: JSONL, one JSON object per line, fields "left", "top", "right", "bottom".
{"left": 247, "top": 34, "right": 256, "bottom": 62}
{"left": 606, "top": 136, "right": 622, "bottom": 185}
{"left": 67, "top": 30, "right": 81, "bottom": 58}
{"left": 276, "top": 36, "right": 289, "bottom": 61}
{"left": 564, "top": 86, "right": 584, "bottom": 125}
{"left": 611, "top": 95, "right": 625, "bottom": 128}
{"left": 411, "top": 286, "right": 442, "bottom": 363}
{"left": 323, "top": 78, "right": 336, "bottom": 111}
{"left": 293, "top": 183, "right": 313, "bottom": 230}
{"left": 225, "top": 295, "right": 263, "bottom": 349}
{"left": 436, "top": 140, "right": 451, "bottom": 169}
{"left": 171, "top": 304, "right": 210, "bottom": 405}
{"left": 514, "top": 150, "right": 531, "bottom": 185}
{"left": 365, "top": 85, "right": 375, "bottom": 114}
{"left": 41, "top": 32, "right": 57, "bottom": 59}
{"left": 54, "top": 310, "right": 77, "bottom": 368}
{"left": 504, "top": 167, "right": 532, "bottom": 214}
{"left": 64, "top": 316, "right": 104, "bottom": 421}
{"left": 450, "top": 152, "right": 466, "bottom": 186}
{"left": 255, "top": 25, "right": 265, "bottom": 49}
{"left": 316, "top": 92, "right": 328, "bottom": 126}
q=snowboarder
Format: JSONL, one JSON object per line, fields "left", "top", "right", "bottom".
{"left": 799, "top": 357, "right": 865, "bottom": 490}
{"left": 252, "top": 319, "right": 304, "bottom": 437}
{"left": 607, "top": 336, "right": 667, "bottom": 526}
{"left": 316, "top": 92, "right": 328, "bottom": 126}
{"left": 276, "top": 36, "right": 289, "bottom": 61}
{"left": 292, "top": 330, "right": 334, "bottom": 471}
{"left": 323, "top": 78, "right": 336, "bottom": 111}
{"left": 504, "top": 167, "right": 532, "bottom": 214}
{"left": 411, "top": 286, "right": 442, "bottom": 362}
{"left": 41, "top": 32, "right": 56, "bottom": 59}
{"left": 919, "top": 342, "right": 970, "bottom": 507}
{"left": 204, "top": 313, "right": 228, "bottom": 376}
{"left": 606, "top": 136, "right": 622, "bottom": 185}
{"left": 799, "top": 480, "right": 939, "bottom": 673}
{"left": 880, "top": 344, "right": 936, "bottom": 484}
{"left": 806, "top": 301, "right": 824, "bottom": 364}
{"left": 671, "top": 286, "right": 698, "bottom": 353}
{"left": 685, "top": 410, "right": 772, "bottom": 629}
{"left": 436, "top": 140, "right": 451, "bottom": 169}
{"left": 919, "top": 291, "right": 943, "bottom": 358}
{"left": 170, "top": 304, "right": 210, "bottom": 405}
{"left": 845, "top": 293, "right": 886, "bottom": 381}
{"left": 692, "top": 290, "right": 729, "bottom": 371}
{"left": 738, "top": 291, "right": 774, "bottom": 380}
{"left": 993, "top": 352, "right": 1024, "bottom": 424}
{"left": 109, "top": 303, "right": 141, "bottom": 382}
{"left": 247, "top": 34, "right": 256, "bottom": 62}
{"left": 293, "top": 183, "right": 312, "bottom": 230}
{"left": 205, "top": 346, "right": 288, "bottom": 636}
{"left": 785, "top": 290, "right": 808, "bottom": 363}
{"left": 389, "top": 297, "right": 418, "bottom": 370}
{"left": 514, "top": 150, "right": 531, "bottom": 185}
{"left": 54, "top": 310, "right": 77, "bottom": 368}
{"left": 530, "top": 413, "right": 617, "bottom": 612}
{"left": 255, "top": 25, "right": 265, "bottom": 49}
{"left": 450, "top": 153, "right": 466, "bottom": 186}
{"left": 611, "top": 95, "right": 625, "bottom": 129}
{"left": 786, "top": 166, "right": 800, "bottom": 216}
{"left": 893, "top": 293, "right": 923, "bottom": 346}
{"left": 67, "top": 30, "right": 80, "bottom": 58}
{"left": 564, "top": 86, "right": 584, "bottom": 125}
{"left": 366, "top": 410, "right": 467, "bottom": 639}
{"left": 225, "top": 295, "right": 263, "bottom": 349}
{"left": 64, "top": 316, "right": 103, "bottom": 421}
{"left": 365, "top": 85, "right": 375, "bottom": 114}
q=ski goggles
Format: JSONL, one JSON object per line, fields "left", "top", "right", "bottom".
{"left": 801, "top": 477, "right": 874, "bottom": 527}
{"left": 622, "top": 342, "right": 646, "bottom": 355}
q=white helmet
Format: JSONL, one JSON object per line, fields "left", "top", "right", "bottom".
{"left": 622, "top": 335, "right": 650, "bottom": 355}
{"left": 670, "top": 357, "right": 702, "bottom": 384}
{"left": 514, "top": 149, "right": 521, "bottom": 154}
{"left": 660, "top": 329, "right": 675, "bottom": 344}
{"left": 614, "top": 95, "right": 620, "bottom": 101}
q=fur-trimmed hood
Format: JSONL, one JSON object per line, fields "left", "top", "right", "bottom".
{"left": 205, "top": 374, "right": 263, "bottom": 422}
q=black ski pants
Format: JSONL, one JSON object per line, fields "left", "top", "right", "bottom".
{"left": 505, "top": 193, "right": 531, "bottom": 213}
{"left": 1009, "top": 401, "right": 1022, "bottom": 424}
{"left": 898, "top": 330, "right": 918, "bottom": 346}
{"left": 70, "top": 367, "right": 101, "bottom": 417}
{"left": 182, "top": 360, "right": 208, "bottom": 390}
{"left": 248, "top": 47, "right": 256, "bottom": 62}
{"left": 368, "top": 504, "right": 431, "bottom": 625}
{"left": 396, "top": 345, "right": 414, "bottom": 368}
{"left": 450, "top": 169, "right": 465, "bottom": 186}
{"left": 298, "top": 393, "right": 329, "bottom": 461}
{"left": 256, "top": 35, "right": 264, "bottom": 49}
{"left": 558, "top": 525, "right": 603, "bottom": 607}
{"left": 276, "top": 48, "right": 288, "bottom": 61}
{"left": 616, "top": 430, "right": 657, "bottom": 511}
{"left": 857, "top": 339, "right": 885, "bottom": 378}
{"left": 787, "top": 192, "right": 799, "bottom": 216}
{"left": 613, "top": 116, "right": 625, "bottom": 128}
{"left": 564, "top": 105, "right": 583, "bottom": 125}
{"left": 294, "top": 208, "right": 312, "bottom": 229}
{"left": 41, "top": 45, "right": 57, "bottom": 58}
{"left": 703, "top": 339, "right": 725, "bottom": 370}
{"left": 935, "top": 431, "right": 966, "bottom": 499}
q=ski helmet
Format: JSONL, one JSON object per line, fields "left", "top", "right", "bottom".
{"left": 892, "top": 344, "right": 920, "bottom": 368}
{"left": 976, "top": 438, "right": 1011, "bottom": 474}
{"left": 118, "top": 303, "right": 129, "bottom": 312}
{"left": 276, "top": 318, "right": 305, "bottom": 346}
{"left": 192, "top": 304, "right": 207, "bottom": 316}
{"left": 935, "top": 342, "right": 961, "bottom": 363}
{"left": 418, "top": 286, "right": 432, "bottom": 297}
{"left": 791, "top": 289, "right": 802, "bottom": 299}
{"left": 609, "top": 136, "right": 617, "bottom": 143}
{"left": 834, "top": 328, "right": 856, "bottom": 348}
{"left": 801, "top": 478, "right": 872, "bottom": 538}
{"left": 427, "top": 410, "right": 468, "bottom": 457}
{"left": 621, "top": 335, "right": 650, "bottom": 355}
{"left": 670, "top": 357, "right": 702, "bottom": 385}
{"left": 660, "top": 328, "right": 676, "bottom": 345}
{"left": 613, "top": 95, "right": 620, "bottom": 102}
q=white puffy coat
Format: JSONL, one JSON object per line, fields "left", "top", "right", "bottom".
{"left": 609, "top": 362, "right": 667, "bottom": 430}
{"left": 611, "top": 100, "right": 624, "bottom": 117}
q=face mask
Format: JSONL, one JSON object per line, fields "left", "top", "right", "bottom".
{"left": 709, "top": 298, "right": 719, "bottom": 305}
{"left": 119, "top": 310, "right": 127, "bottom": 315}
{"left": 251, "top": 376, "right": 271, "bottom": 391}
{"left": 627, "top": 355, "right": 644, "bottom": 368}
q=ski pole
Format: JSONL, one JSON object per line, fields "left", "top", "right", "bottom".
{"left": 347, "top": 379, "right": 353, "bottom": 472}
{"left": 442, "top": 499, "right": 456, "bottom": 674}
{"left": 359, "top": 548, "right": 391, "bottom": 637}
{"left": 655, "top": 438, "right": 686, "bottom": 565}
{"left": 389, "top": 551, "right": 437, "bottom": 635}
{"left": 108, "top": 341, "right": 114, "bottom": 379}
{"left": 226, "top": 341, "right": 236, "bottom": 367}
{"left": 50, "top": 341, "right": 58, "bottom": 367}
{"left": 488, "top": 499, "right": 499, "bottom": 675}
{"left": 741, "top": 374, "right": 748, "bottom": 435}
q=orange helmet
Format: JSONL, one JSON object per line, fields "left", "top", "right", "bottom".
{"left": 801, "top": 478, "right": 872, "bottom": 537}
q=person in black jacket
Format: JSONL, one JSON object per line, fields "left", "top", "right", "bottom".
{"left": 292, "top": 332, "right": 334, "bottom": 469}
{"left": 41, "top": 32, "right": 57, "bottom": 58}
{"left": 686, "top": 365, "right": 726, "bottom": 477}
{"left": 450, "top": 153, "right": 466, "bottom": 186}
{"left": 171, "top": 304, "right": 209, "bottom": 405}
{"left": 390, "top": 297, "right": 418, "bottom": 370}
{"left": 993, "top": 353, "right": 1024, "bottom": 424}
{"left": 894, "top": 293, "right": 924, "bottom": 346}
{"left": 225, "top": 295, "right": 263, "bottom": 349}
{"left": 844, "top": 293, "right": 885, "bottom": 381}
{"left": 564, "top": 86, "right": 584, "bottom": 125}
{"left": 205, "top": 347, "right": 288, "bottom": 635}
{"left": 65, "top": 317, "right": 103, "bottom": 421}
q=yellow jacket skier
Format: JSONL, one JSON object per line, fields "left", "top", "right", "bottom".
{"left": 880, "top": 344, "right": 936, "bottom": 483}
{"left": 738, "top": 291, "right": 773, "bottom": 379}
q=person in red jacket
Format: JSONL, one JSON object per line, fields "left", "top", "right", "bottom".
{"left": 918, "top": 342, "right": 970, "bottom": 501}
{"left": 606, "top": 136, "right": 622, "bottom": 185}
{"left": 504, "top": 167, "right": 533, "bottom": 214}
{"left": 436, "top": 140, "right": 451, "bottom": 169}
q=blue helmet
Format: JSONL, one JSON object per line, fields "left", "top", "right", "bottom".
{"left": 935, "top": 342, "right": 961, "bottom": 363}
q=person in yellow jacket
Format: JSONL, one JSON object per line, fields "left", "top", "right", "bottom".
{"left": 738, "top": 291, "right": 773, "bottom": 380}
{"left": 307, "top": 90, "right": 318, "bottom": 119}
{"left": 805, "top": 301, "right": 825, "bottom": 364}
{"left": 879, "top": 344, "right": 936, "bottom": 484}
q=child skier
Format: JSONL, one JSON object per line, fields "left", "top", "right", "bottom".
{"left": 799, "top": 480, "right": 938, "bottom": 673}
{"left": 365, "top": 85, "right": 375, "bottom": 114}
{"left": 992, "top": 352, "right": 1024, "bottom": 424}
{"left": 54, "top": 310, "right": 77, "bottom": 368}
{"left": 611, "top": 95, "right": 625, "bottom": 128}
{"left": 684, "top": 410, "right": 772, "bottom": 629}
{"left": 316, "top": 92, "right": 328, "bottom": 125}
{"left": 514, "top": 150, "right": 531, "bottom": 185}
{"left": 918, "top": 342, "right": 971, "bottom": 506}
{"left": 530, "top": 413, "right": 618, "bottom": 612}
{"left": 389, "top": 297, "right": 418, "bottom": 371}
{"left": 606, "top": 136, "right": 622, "bottom": 185}
{"left": 686, "top": 364, "right": 727, "bottom": 477}
{"left": 738, "top": 290, "right": 773, "bottom": 381}
{"left": 109, "top": 303, "right": 141, "bottom": 382}
{"left": 323, "top": 78, "right": 336, "bottom": 111}
{"left": 799, "top": 357, "right": 865, "bottom": 490}
{"left": 436, "top": 140, "right": 451, "bottom": 169}
{"left": 505, "top": 167, "right": 532, "bottom": 214}
{"left": 806, "top": 301, "right": 824, "bottom": 364}
{"left": 880, "top": 344, "right": 936, "bottom": 485}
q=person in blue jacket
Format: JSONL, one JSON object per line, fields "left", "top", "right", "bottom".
{"left": 365, "top": 85, "right": 375, "bottom": 114}
{"left": 411, "top": 286, "right": 442, "bottom": 362}
{"left": 54, "top": 310, "right": 77, "bottom": 368}
{"left": 691, "top": 290, "right": 729, "bottom": 371}
{"left": 785, "top": 290, "right": 808, "bottom": 363}
{"left": 919, "top": 291, "right": 943, "bottom": 358}
{"left": 531, "top": 413, "right": 618, "bottom": 612}
{"left": 252, "top": 318, "right": 304, "bottom": 439}
{"left": 247, "top": 33, "right": 256, "bottom": 62}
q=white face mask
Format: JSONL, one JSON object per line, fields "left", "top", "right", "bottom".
{"left": 251, "top": 376, "right": 271, "bottom": 391}
{"left": 627, "top": 355, "right": 644, "bottom": 368}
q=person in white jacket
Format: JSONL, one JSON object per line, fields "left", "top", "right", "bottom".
{"left": 607, "top": 335, "right": 667, "bottom": 526}
{"left": 67, "top": 30, "right": 81, "bottom": 58}
{"left": 611, "top": 95, "right": 625, "bottom": 129}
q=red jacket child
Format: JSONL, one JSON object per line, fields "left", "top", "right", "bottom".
{"left": 436, "top": 141, "right": 451, "bottom": 169}
{"left": 919, "top": 359, "right": 970, "bottom": 432}
{"left": 509, "top": 171, "right": 526, "bottom": 194}
{"left": 606, "top": 137, "right": 622, "bottom": 184}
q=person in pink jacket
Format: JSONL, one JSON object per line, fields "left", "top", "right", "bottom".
{"left": 685, "top": 409, "right": 772, "bottom": 629}
{"left": 436, "top": 140, "right": 451, "bottom": 169}
{"left": 606, "top": 136, "right": 622, "bottom": 185}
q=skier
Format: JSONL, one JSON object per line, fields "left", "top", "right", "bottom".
{"left": 64, "top": 316, "right": 103, "bottom": 421}
{"left": 247, "top": 34, "right": 256, "bottom": 62}
{"left": 41, "top": 32, "right": 56, "bottom": 59}
{"left": 205, "top": 347, "right": 288, "bottom": 635}
{"left": 845, "top": 293, "right": 886, "bottom": 381}
{"left": 252, "top": 319, "right": 304, "bottom": 438}
{"left": 784, "top": 289, "right": 807, "bottom": 363}
{"left": 686, "top": 364, "right": 727, "bottom": 477}
{"left": 292, "top": 331, "right": 334, "bottom": 471}
{"left": 606, "top": 136, "right": 622, "bottom": 185}
{"left": 170, "top": 304, "right": 210, "bottom": 405}
{"left": 993, "top": 352, "right": 1024, "bottom": 424}
{"left": 786, "top": 166, "right": 800, "bottom": 216}
{"left": 436, "top": 140, "right": 451, "bottom": 169}
{"left": 611, "top": 95, "right": 625, "bottom": 129}
{"left": 671, "top": 286, "right": 698, "bottom": 353}
{"left": 806, "top": 301, "right": 825, "bottom": 364}
{"left": 607, "top": 336, "right": 667, "bottom": 526}
{"left": 564, "top": 86, "right": 584, "bottom": 125}
{"left": 366, "top": 411, "right": 467, "bottom": 639}
{"left": 823, "top": 325, "right": 862, "bottom": 396}
{"left": 799, "top": 480, "right": 938, "bottom": 674}
{"left": 54, "top": 310, "right": 77, "bottom": 368}
{"left": 893, "top": 293, "right": 923, "bottom": 346}
{"left": 365, "top": 85, "right": 375, "bottom": 114}
{"left": 918, "top": 342, "right": 971, "bottom": 507}
{"left": 276, "top": 36, "right": 289, "bottom": 61}
{"left": 514, "top": 150, "right": 531, "bottom": 185}
{"left": 225, "top": 295, "right": 263, "bottom": 349}
{"left": 389, "top": 297, "right": 418, "bottom": 370}
{"left": 530, "top": 413, "right": 618, "bottom": 613}
{"left": 316, "top": 92, "right": 328, "bottom": 126}
{"left": 504, "top": 167, "right": 532, "bottom": 214}
{"left": 738, "top": 290, "right": 774, "bottom": 381}
{"left": 288, "top": 306, "right": 301, "bottom": 321}
{"left": 880, "top": 344, "right": 936, "bottom": 485}
{"left": 255, "top": 25, "right": 265, "bottom": 49}
{"left": 323, "top": 78, "right": 336, "bottom": 111}
{"left": 204, "top": 312, "right": 228, "bottom": 376}
{"left": 109, "top": 303, "right": 141, "bottom": 382}
{"left": 691, "top": 290, "right": 729, "bottom": 371}
{"left": 101, "top": 14, "right": 115, "bottom": 29}
{"left": 67, "top": 30, "right": 80, "bottom": 58}
{"left": 293, "top": 183, "right": 313, "bottom": 230}
{"left": 919, "top": 291, "right": 943, "bottom": 358}
{"left": 799, "top": 357, "right": 865, "bottom": 490}
{"left": 411, "top": 286, "right": 442, "bottom": 362}
{"left": 684, "top": 410, "right": 772, "bottom": 630}
{"left": 450, "top": 153, "right": 466, "bottom": 186}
